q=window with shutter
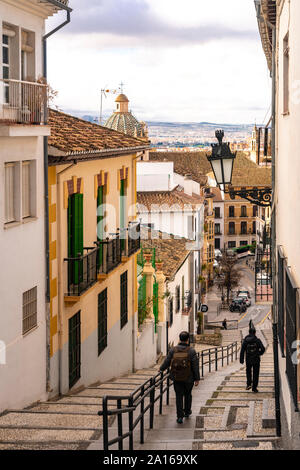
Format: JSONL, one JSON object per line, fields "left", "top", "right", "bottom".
{"left": 2, "top": 34, "right": 10, "bottom": 103}
{"left": 98, "top": 288, "right": 107, "bottom": 356}
{"left": 5, "top": 163, "right": 15, "bottom": 223}
{"left": 97, "top": 186, "right": 104, "bottom": 268}
{"left": 120, "top": 271, "right": 128, "bottom": 329}
{"left": 68, "top": 193, "right": 84, "bottom": 285}
{"left": 22, "top": 161, "right": 31, "bottom": 218}
{"left": 23, "top": 286, "right": 37, "bottom": 335}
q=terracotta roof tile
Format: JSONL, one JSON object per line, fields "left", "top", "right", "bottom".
{"left": 210, "top": 187, "right": 224, "bottom": 202}
{"left": 48, "top": 108, "right": 149, "bottom": 163}
{"left": 137, "top": 186, "right": 204, "bottom": 211}
{"left": 141, "top": 227, "right": 190, "bottom": 280}
{"left": 150, "top": 151, "right": 271, "bottom": 189}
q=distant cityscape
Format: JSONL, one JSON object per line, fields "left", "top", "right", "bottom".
{"left": 62, "top": 109, "right": 257, "bottom": 149}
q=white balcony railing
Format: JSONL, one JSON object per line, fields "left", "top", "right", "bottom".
{"left": 0, "top": 79, "right": 48, "bottom": 125}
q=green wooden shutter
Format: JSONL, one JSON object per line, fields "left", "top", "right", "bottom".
{"left": 120, "top": 179, "right": 125, "bottom": 251}
{"left": 72, "top": 193, "right": 84, "bottom": 285}
{"left": 97, "top": 186, "right": 104, "bottom": 268}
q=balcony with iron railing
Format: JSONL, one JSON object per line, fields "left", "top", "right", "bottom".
{"left": 0, "top": 79, "right": 48, "bottom": 125}
{"left": 120, "top": 222, "right": 141, "bottom": 258}
{"left": 65, "top": 247, "right": 98, "bottom": 298}
{"left": 64, "top": 224, "right": 141, "bottom": 300}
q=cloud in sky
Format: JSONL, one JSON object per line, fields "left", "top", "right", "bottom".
{"left": 46, "top": 0, "right": 271, "bottom": 123}
{"left": 50, "top": 0, "right": 257, "bottom": 46}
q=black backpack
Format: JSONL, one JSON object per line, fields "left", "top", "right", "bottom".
{"left": 246, "top": 341, "right": 259, "bottom": 360}
{"left": 170, "top": 346, "right": 191, "bottom": 381}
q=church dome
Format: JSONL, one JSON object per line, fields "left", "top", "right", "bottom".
{"left": 104, "top": 92, "right": 148, "bottom": 139}
{"left": 115, "top": 94, "right": 129, "bottom": 103}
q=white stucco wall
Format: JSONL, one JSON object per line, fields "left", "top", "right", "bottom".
{"left": 137, "top": 161, "right": 174, "bottom": 192}
{"left": 166, "top": 256, "right": 190, "bottom": 347}
{"left": 276, "top": 0, "right": 300, "bottom": 287}
{"left": 0, "top": 1, "right": 55, "bottom": 412}
{"left": 0, "top": 137, "right": 47, "bottom": 412}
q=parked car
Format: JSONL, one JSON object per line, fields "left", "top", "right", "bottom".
{"left": 215, "top": 249, "right": 222, "bottom": 259}
{"left": 237, "top": 293, "right": 251, "bottom": 307}
{"left": 229, "top": 297, "right": 247, "bottom": 313}
{"left": 237, "top": 289, "right": 251, "bottom": 299}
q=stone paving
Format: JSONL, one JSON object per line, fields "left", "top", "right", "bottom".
{"left": 132, "top": 327, "right": 280, "bottom": 451}
{"left": 0, "top": 366, "right": 160, "bottom": 450}
{"left": 0, "top": 325, "right": 279, "bottom": 451}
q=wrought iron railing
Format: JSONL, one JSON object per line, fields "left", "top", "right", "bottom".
{"left": 127, "top": 222, "right": 141, "bottom": 256}
{"left": 0, "top": 79, "right": 47, "bottom": 124}
{"left": 285, "top": 268, "right": 299, "bottom": 411}
{"left": 64, "top": 247, "right": 98, "bottom": 296}
{"left": 97, "top": 234, "right": 122, "bottom": 274}
{"left": 98, "top": 341, "right": 240, "bottom": 450}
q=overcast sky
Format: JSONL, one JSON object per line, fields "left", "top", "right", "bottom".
{"left": 46, "top": 0, "right": 271, "bottom": 123}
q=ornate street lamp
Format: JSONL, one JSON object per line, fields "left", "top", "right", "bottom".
{"left": 207, "top": 130, "right": 236, "bottom": 191}
{"left": 206, "top": 130, "right": 272, "bottom": 207}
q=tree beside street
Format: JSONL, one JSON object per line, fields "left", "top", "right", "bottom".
{"left": 218, "top": 253, "right": 242, "bottom": 303}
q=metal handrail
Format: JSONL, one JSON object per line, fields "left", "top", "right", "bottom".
{"left": 98, "top": 340, "right": 241, "bottom": 450}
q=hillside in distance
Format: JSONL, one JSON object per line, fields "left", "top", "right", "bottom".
{"left": 63, "top": 109, "right": 257, "bottom": 147}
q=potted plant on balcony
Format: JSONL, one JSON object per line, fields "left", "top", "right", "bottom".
{"left": 143, "top": 248, "right": 152, "bottom": 263}
{"left": 155, "top": 259, "right": 163, "bottom": 271}
{"left": 24, "top": 76, "right": 57, "bottom": 124}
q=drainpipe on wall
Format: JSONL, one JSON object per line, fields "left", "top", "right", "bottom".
{"left": 42, "top": 6, "right": 71, "bottom": 394}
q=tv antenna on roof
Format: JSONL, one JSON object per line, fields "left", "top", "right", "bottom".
{"left": 99, "top": 83, "right": 123, "bottom": 125}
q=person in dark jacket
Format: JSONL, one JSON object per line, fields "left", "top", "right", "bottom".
{"left": 240, "top": 327, "right": 265, "bottom": 393}
{"left": 160, "top": 331, "right": 200, "bottom": 424}
{"left": 222, "top": 318, "right": 227, "bottom": 330}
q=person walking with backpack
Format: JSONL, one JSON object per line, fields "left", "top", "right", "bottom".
{"left": 160, "top": 331, "right": 200, "bottom": 424}
{"left": 240, "top": 327, "right": 265, "bottom": 393}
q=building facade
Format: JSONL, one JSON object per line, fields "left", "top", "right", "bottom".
{"left": 47, "top": 109, "right": 149, "bottom": 395}
{"left": 257, "top": 0, "right": 300, "bottom": 449}
{"left": 224, "top": 197, "right": 258, "bottom": 250}
{"left": 0, "top": 0, "right": 70, "bottom": 412}
{"left": 211, "top": 187, "right": 225, "bottom": 251}
{"left": 137, "top": 160, "right": 205, "bottom": 335}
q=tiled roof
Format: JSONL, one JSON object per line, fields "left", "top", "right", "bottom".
{"left": 137, "top": 186, "right": 204, "bottom": 212}
{"left": 149, "top": 151, "right": 259, "bottom": 186}
{"left": 231, "top": 167, "right": 272, "bottom": 187}
{"left": 48, "top": 109, "right": 149, "bottom": 163}
{"left": 141, "top": 227, "right": 190, "bottom": 280}
{"left": 211, "top": 187, "right": 224, "bottom": 202}
{"left": 149, "top": 151, "right": 210, "bottom": 185}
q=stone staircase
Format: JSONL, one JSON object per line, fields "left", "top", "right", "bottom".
{"left": 0, "top": 329, "right": 280, "bottom": 451}
{"left": 192, "top": 329, "right": 279, "bottom": 450}
{"left": 136, "top": 328, "right": 280, "bottom": 451}
{"left": 0, "top": 365, "right": 159, "bottom": 450}
{"left": 221, "top": 328, "right": 242, "bottom": 347}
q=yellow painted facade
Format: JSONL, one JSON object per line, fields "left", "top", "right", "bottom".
{"left": 224, "top": 194, "right": 258, "bottom": 249}
{"left": 202, "top": 195, "right": 215, "bottom": 282}
{"left": 48, "top": 153, "right": 139, "bottom": 392}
